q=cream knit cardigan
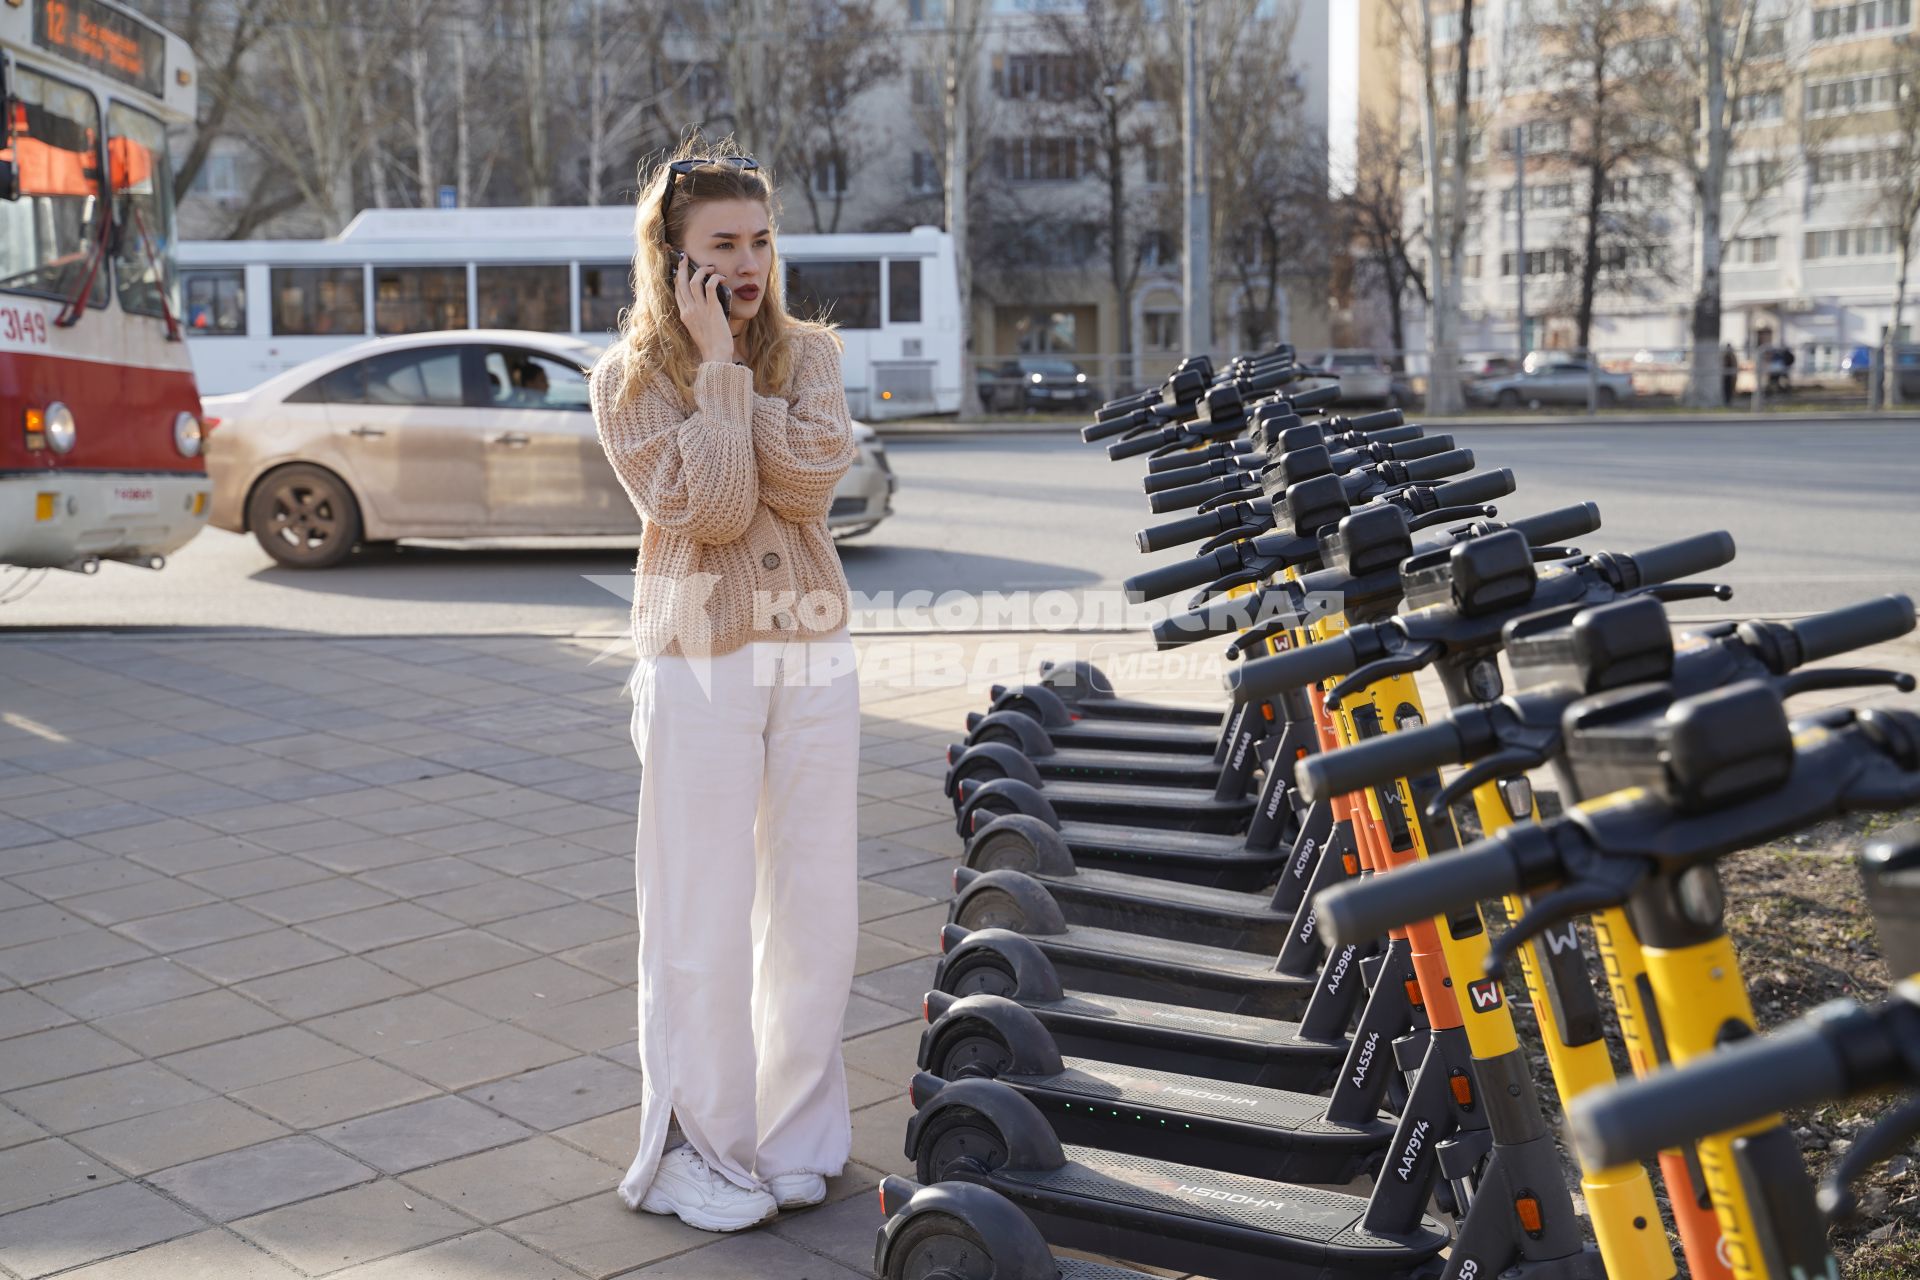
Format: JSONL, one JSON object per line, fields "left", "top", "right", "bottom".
{"left": 590, "top": 329, "right": 858, "bottom": 659}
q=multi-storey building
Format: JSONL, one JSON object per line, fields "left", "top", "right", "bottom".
{"left": 1376, "top": 0, "right": 1919, "bottom": 369}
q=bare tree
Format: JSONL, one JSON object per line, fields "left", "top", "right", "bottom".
{"left": 779, "top": 0, "right": 901, "bottom": 232}
{"left": 505, "top": 0, "right": 562, "bottom": 205}
{"left": 946, "top": 0, "right": 991, "bottom": 414}
{"left": 1343, "top": 115, "right": 1429, "bottom": 363}
{"left": 144, "top": 0, "right": 274, "bottom": 196}
{"left": 1870, "top": 35, "right": 1920, "bottom": 402}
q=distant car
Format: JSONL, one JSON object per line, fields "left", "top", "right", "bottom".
{"left": 1466, "top": 353, "right": 1636, "bottom": 409}
{"left": 978, "top": 357, "right": 1096, "bottom": 412}
{"left": 203, "top": 330, "right": 896, "bottom": 568}
{"left": 1843, "top": 344, "right": 1920, "bottom": 394}
{"left": 1309, "top": 350, "right": 1403, "bottom": 406}
{"left": 1460, "top": 354, "right": 1521, "bottom": 384}
{"left": 1632, "top": 348, "right": 1690, "bottom": 370}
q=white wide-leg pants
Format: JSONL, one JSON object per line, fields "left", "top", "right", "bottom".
{"left": 617, "top": 628, "right": 861, "bottom": 1206}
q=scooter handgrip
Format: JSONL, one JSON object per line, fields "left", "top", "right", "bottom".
{"left": 1787, "top": 594, "right": 1917, "bottom": 665}
{"left": 1223, "top": 633, "right": 1358, "bottom": 701}
{"left": 1082, "top": 409, "right": 1144, "bottom": 441}
{"left": 1384, "top": 434, "right": 1456, "bottom": 462}
{"left": 1298, "top": 720, "right": 1468, "bottom": 803}
{"left": 1145, "top": 458, "right": 1249, "bottom": 495}
{"left": 1125, "top": 549, "right": 1234, "bottom": 603}
{"left": 1346, "top": 408, "right": 1405, "bottom": 432}
{"left": 1150, "top": 475, "right": 1238, "bottom": 514}
{"left": 1428, "top": 468, "right": 1516, "bottom": 509}
{"left": 1287, "top": 383, "right": 1342, "bottom": 410}
{"left": 1400, "top": 448, "right": 1474, "bottom": 484}
{"left": 1137, "top": 509, "right": 1235, "bottom": 555}
{"left": 1507, "top": 501, "right": 1603, "bottom": 548}
{"left": 1627, "top": 530, "right": 1737, "bottom": 587}
{"left": 1363, "top": 424, "right": 1425, "bottom": 446}
{"left": 1146, "top": 439, "right": 1253, "bottom": 474}
{"left": 1108, "top": 426, "right": 1176, "bottom": 460}
{"left": 1567, "top": 1022, "right": 1847, "bottom": 1171}
{"left": 1316, "top": 838, "right": 1521, "bottom": 948}
{"left": 1153, "top": 589, "right": 1290, "bottom": 649}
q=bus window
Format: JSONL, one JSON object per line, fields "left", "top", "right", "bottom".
{"left": 786, "top": 260, "right": 880, "bottom": 329}
{"left": 579, "top": 262, "right": 628, "bottom": 335}
{"left": 271, "top": 266, "right": 365, "bottom": 336}
{"left": 183, "top": 268, "right": 245, "bottom": 334}
{"left": 374, "top": 265, "right": 467, "bottom": 334}
{"left": 888, "top": 259, "right": 922, "bottom": 324}
{"left": 477, "top": 264, "right": 568, "bottom": 332}
{"left": 0, "top": 66, "right": 107, "bottom": 308}
{"left": 107, "top": 103, "right": 179, "bottom": 321}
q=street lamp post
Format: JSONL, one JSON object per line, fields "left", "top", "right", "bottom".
{"left": 1513, "top": 125, "right": 1528, "bottom": 365}
{"left": 1182, "top": 0, "right": 1212, "bottom": 358}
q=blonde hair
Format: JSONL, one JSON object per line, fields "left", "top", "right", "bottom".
{"left": 603, "top": 130, "right": 838, "bottom": 412}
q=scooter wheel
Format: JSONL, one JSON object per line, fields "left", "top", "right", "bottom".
{"left": 926, "top": 1021, "right": 1016, "bottom": 1081}
{"left": 992, "top": 694, "right": 1048, "bottom": 724}
{"left": 967, "top": 826, "right": 1040, "bottom": 875}
{"left": 882, "top": 1210, "right": 1001, "bottom": 1280}
{"left": 951, "top": 885, "right": 1036, "bottom": 933}
{"left": 916, "top": 1106, "right": 1011, "bottom": 1184}
{"left": 947, "top": 757, "right": 1010, "bottom": 801}
{"left": 938, "top": 949, "right": 1019, "bottom": 999}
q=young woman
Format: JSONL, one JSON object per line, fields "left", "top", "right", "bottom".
{"left": 588, "top": 137, "right": 861, "bottom": 1234}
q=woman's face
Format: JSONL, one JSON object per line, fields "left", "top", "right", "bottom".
{"left": 680, "top": 197, "right": 772, "bottom": 323}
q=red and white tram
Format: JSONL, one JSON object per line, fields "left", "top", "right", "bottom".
{"left": 0, "top": 0, "right": 206, "bottom": 573}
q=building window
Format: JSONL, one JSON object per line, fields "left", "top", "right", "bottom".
{"left": 786, "top": 259, "right": 881, "bottom": 328}
{"left": 1010, "top": 308, "right": 1079, "bottom": 354}
{"left": 1806, "top": 72, "right": 1906, "bottom": 116}
{"left": 888, "top": 259, "right": 922, "bottom": 324}
{"left": 1464, "top": 254, "right": 1482, "bottom": 278}
{"left": 270, "top": 266, "right": 365, "bottom": 336}
{"left": 1804, "top": 226, "right": 1902, "bottom": 259}
{"left": 1499, "top": 248, "right": 1573, "bottom": 276}
{"left": 372, "top": 265, "right": 467, "bottom": 334}
{"left": 1603, "top": 173, "right": 1673, "bottom": 204}
{"left": 1724, "top": 235, "right": 1779, "bottom": 266}
{"left": 1722, "top": 159, "right": 1782, "bottom": 195}
{"left": 192, "top": 152, "right": 242, "bottom": 201}
{"left": 911, "top": 67, "right": 934, "bottom": 106}
{"left": 1730, "top": 89, "right": 1783, "bottom": 123}
{"left": 908, "top": 0, "right": 945, "bottom": 22}
{"left": 992, "top": 53, "right": 1085, "bottom": 101}
{"left": 1140, "top": 230, "right": 1177, "bottom": 268}
{"left": 1810, "top": 150, "right": 1896, "bottom": 186}
{"left": 989, "top": 136, "right": 1093, "bottom": 182}
{"left": 183, "top": 268, "right": 246, "bottom": 335}
{"left": 1143, "top": 143, "right": 1173, "bottom": 186}
{"left": 475, "top": 264, "right": 569, "bottom": 332}
{"left": 811, "top": 153, "right": 849, "bottom": 196}
{"left": 1515, "top": 118, "right": 1570, "bottom": 155}
{"left": 910, "top": 151, "right": 941, "bottom": 195}
{"left": 1813, "top": 0, "right": 1912, "bottom": 41}
{"left": 1144, "top": 310, "right": 1180, "bottom": 349}
{"left": 1501, "top": 182, "right": 1572, "bottom": 212}
{"left": 579, "top": 262, "right": 629, "bottom": 334}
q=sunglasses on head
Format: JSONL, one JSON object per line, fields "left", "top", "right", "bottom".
{"left": 661, "top": 156, "right": 761, "bottom": 243}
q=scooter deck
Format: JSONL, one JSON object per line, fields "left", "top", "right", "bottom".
{"left": 1018, "top": 924, "right": 1311, "bottom": 1018}
{"left": 1025, "top": 991, "right": 1348, "bottom": 1091}
{"left": 1057, "top": 1260, "right": 1160, "bottom": 1280}
{"left": 1051, "top": 821, "right": 1290, "bottom": 889}
{"left": 995, "top": 1145, "right": 1449, "bottom": 1273}
{"left": 1035, "top": 865, "right": 1281, "bottom": 924}
{"left": 1036, "top": 718, "right": 1221, "bottom": 754}
{"left": 1071, "top": 696, "right": 1223, "bottom": 726}
{"left": 1026, "top": 746, "right": 1227, "bottom": 788}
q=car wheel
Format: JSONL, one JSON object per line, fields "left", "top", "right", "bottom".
{"left": 247, "top": 463, "right": 362, "bottom": 569}
{"left": 1496, "top": 389, "right": 1521, "bottom": 409}
{"left": 1595, "top": 386, "right": 1618, "bottom": 409}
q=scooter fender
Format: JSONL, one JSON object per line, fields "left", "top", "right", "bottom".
{"left": 986, "top": 682, "right": 1074, "bottom": 728}
{"left": 902, "top": 1076, "right": 1067, "bottom": 1172}
{"left": 872, "top": 1176, "right": 1062, "bottom": 1280}
{"left": 943, "top": 741, "right": 1045, "bottom": 801}
{"left": 963, "top": 709, "right": 1057, "bottom": 756}
{"left": 1037, "top": 658, "right": 1117, "bottom": 701}
{"left": 954, "top": 777, "right": 1060, "bottom": 839}
{"left": 919, "top": 993, "right": 1066, "bottom": 1077}
{"left": 935, "top": 927, "right": 1067, "bottom": 1002}
{"left": 948, "top": 868, "right": 1070, "bottom": 935}
{"left": 964, "top": 813, "right": 1079, "bottom": 877}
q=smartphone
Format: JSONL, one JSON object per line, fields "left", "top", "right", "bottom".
{"left": 669, "top": 251, "right": 731, "bottom": 318}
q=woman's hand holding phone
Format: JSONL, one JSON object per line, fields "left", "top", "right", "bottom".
{"left": 673, "top": 252, "right": 736, "bottom": 366}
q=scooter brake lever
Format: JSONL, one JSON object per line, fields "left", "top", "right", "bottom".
{"left": 1324, "top": 641, "right": 1443, "bottom": 710}
{"left": 1779, "top": 668, "right": 1918, "bottom": 698}
{"left": 1199, "top": 524, "right": 1268, "bottom": 555}
{"left": 1426, "top": 747, "right": 1548, "bottom": 817}
{"left": 1225, "top": 615, "right": 1297, "bottom": 660}
{"left": 1487, "top": 858, "right": 1649, "bottom": 975}
{"left": 1820, "top": 1096, "right": 1920, "bottom": 1220}
{"left": 1197, "top": 486, "right": 1263, "bottom": 515}
{"left": 1406, "top": 504, "right": 1498, "bottom": 533}
{"left": 1632, "top": 581, "right": 1735, "bottom": 603}
{"left": 1186, "top": 567, "right": 1269, "bottom": 609}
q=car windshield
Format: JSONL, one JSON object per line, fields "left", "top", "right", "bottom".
{"left": 0, "top": 67, "right": 108, "bottom": 306}
{"left": 1024, "top": 360, "right": 1080, "bottom": 376}
{"left": 1331, "top": 354, "right": 1380, "bottom": 369}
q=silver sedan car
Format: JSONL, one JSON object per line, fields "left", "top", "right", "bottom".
{"left": 1466, "top": 354, "right": 1635, "bottom": 410}
{"left": 203, "top": 331, "right": 896, "bottom": 568}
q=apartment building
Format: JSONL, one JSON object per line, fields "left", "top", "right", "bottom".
{"left": 1379, "top": 0, "right": 1919, "bottom": 368}
{"left": 172, "top": 0, "right": 1332, "bottom": 377}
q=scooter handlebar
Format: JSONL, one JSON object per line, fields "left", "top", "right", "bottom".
{"left": 1788, "top": 594, "right": 1917, "bottom": 665}
{"left": 1400, "top": 448, "right": 1475, "bottom": 484}
{"left": 1137, "top": 509, "right": 1243, "bottom": 555}
{"left": 1284, "top": 382, "right": 1342, "bottom": 410}
{"left": 1315, "top": 835, "right": 1524, "bottom": 949}
{"left": 1125, "top": 548, "right": 1235, "bottom": 603}
{"left": 1223, "top": 632, "right": 1360, "bottom": 701}
{"left": 1150, "top": 475, "right": 1240, "bottom": 514}
{"left": 1567, "top": 1019, "right": 1848, "bottom": 1171}
{"left": 1625, "top": 530, "right": 1738, "bottom": 587}
{"left": 1428, "top": 468, "right": 1516, "bottom": 510}
{"left": 1506, "top": 501, "right": 1604, "bottom": 548}
{"left": 1298, "top": 719, "right": 1469, "bottom": 803}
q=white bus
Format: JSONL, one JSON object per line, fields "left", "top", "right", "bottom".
{"left": 177, "top": 207, "right": 962, "bottom": 419}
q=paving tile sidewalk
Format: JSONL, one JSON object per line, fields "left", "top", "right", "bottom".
{"left": 0, "top": 629, "right": 1221, "bottom": 1280}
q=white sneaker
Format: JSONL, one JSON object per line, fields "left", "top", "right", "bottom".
{"left": 639, "top": 1145, "right": 778, "bottom": 1232}
{"left": 767, "top": 1172, "right": 827, "bottom": 1208}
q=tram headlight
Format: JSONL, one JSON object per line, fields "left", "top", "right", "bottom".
{"left": 174, "top": 411, "right": 203, "bottom": 458}
{"left": 44, "top": 403, "right": 76, "bottom": 454}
